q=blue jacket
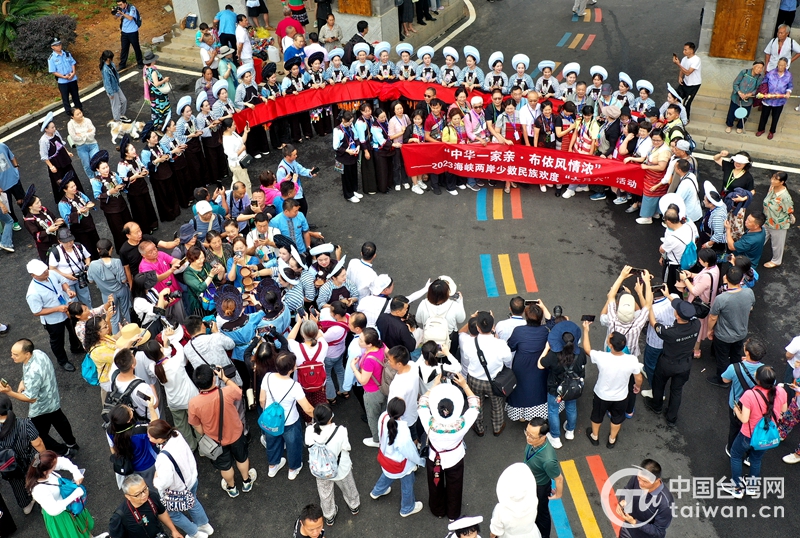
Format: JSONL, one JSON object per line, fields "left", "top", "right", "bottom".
{"left": 102, "top": 62, "right": 121, "bottom": 95}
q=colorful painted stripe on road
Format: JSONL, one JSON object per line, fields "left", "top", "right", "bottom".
{"left": 568, "top": 33, "right": 585, "bottom": 49}
{"left": 549, "top": 498, "right": 575, "bottom": 538}
{"left": 480, "top": 254, "right": 499, "bottom": 297}
{"left": 584, "top": 9, "right": 591, "bottom": 22}
{"left": 480, "top": 253, "right": 538, "bottom": 296}
{"left": 476, "top": 188, "right": 488, "bottom": 221}
{"left": 557, "top": 32, "right": 573, "bottom": 48}
{"left": 595, "top": 8, "right": 602, "bottom": 22}
{"left": 476, "top": 188, "right": 523, "bottom": 221}
{"left": 581, "top": 34, "right": 597, "bottom": 51}
{"left": 572, "top": 8, "right": 601, "bottom": 22}
{"left": 586, "top": 455, "right": 620, "bottom": 537}
{"left": 561, "top": 459, "right": 604, "bottom": 538}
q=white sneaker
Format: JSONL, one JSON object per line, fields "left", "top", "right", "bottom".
{"left": 363, "top": 437, "right": 380, "bottom": 448}
{"left": 254, "top": 154, "right": 262, "bottom": 159}
{"left": 411, "top": 185, "right": 424, "bottom": 195}
{"left": 347, "top": 196, "right": 360, "bottom": 203}
{"left": 743, "top": 457, "right": 750, "bottom": 467}
{"left": 547, "top": 433, "right": 563, "bottom": 449}
{"left": 563, "top": 422, "right": 574, "bottom": 440}
{"left": 457, "top": 184, "right": 466, "bottom": 190}
{"left": 268, "top": 457, "right": 286, "bottom": 477}
{"left": 640, "top": 389, "right": 653, "bottom": 398}
{"left": 370, "top": 487, "right": 391, "bottom": 499}
{"left": 403, "top": 183, "right": 411, "bottom": 189}
{"left": 796, "top": 105, "right": 800, "bottom": 112}
{"left": 260, "top": 434, "right": 266, "bottom": 448}
{"left": 420, "top": 182, "right": 428, "bottom": 190}
{"left": 576, "top": 186, "right": 590, "bottom": 192}
{"left": 187, "top": 532, "right": 208, "bottom": 538}
{"left": 539, "top": 185, "right": 547, "bottom": 192}
{"left": 636, "top": 217, "right": 653, "bottom": 225}
{"left": 401, "top": 501, "right": 424, "bottom": 517}
{"left": 612, "top": 197, "right": 628, "bottom": 205}
{"left": 561, "top": 189, "right": 575, "bottom": 199}
{"left": 448, "top": 189, "right": 458, "bottom": 195}
{"left": 395, "top": 185, "right": 401, "bottom": 191}
{"left": 354, "top": 192, "right": 364, "bottom": 198}
{"left": 783, "top": 452, "right": 800, "bottom": 464}
{"left": 197, "top": 523, "right": 214, "bottom": 535}
{"left": 288, "top": 463, "right": 303, "bottom": 480}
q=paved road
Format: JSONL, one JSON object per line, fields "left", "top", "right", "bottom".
{"left": 0, "top": 1, "right": 796, "bottom": 537}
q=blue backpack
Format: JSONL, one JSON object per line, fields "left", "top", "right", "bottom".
{"left": 81, "top": 354, "right": 99, "bottom": 386}
{"left": 258, "top": 375, "right": 294, "bottom": 436}
{"left": 749, "top": 389, "right": 781, "bottom": 450}
{"left": 679, "top": 239, "right": 698, "bottom": 271}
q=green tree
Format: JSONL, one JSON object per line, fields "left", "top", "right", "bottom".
{"left": 0, "top": 0, "right": 53, "bottom": 58}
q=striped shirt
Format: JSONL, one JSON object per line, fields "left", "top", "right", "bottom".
{"left": 645, "top": 297, "right": 677, "bottom": 349}
{"left": 0, "top": 418, "right": 39, "bottom": 467}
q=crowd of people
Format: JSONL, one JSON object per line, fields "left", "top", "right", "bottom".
{"left": 0, "top": 5, "right": 799, "bottom": 538}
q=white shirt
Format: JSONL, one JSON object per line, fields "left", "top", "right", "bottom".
{"left": 495, "top": 316, "right": 526, "bottom": 342}
{"left": 346, "top": 258, "right": 377, "bottom": 299}
{"left": 48, "top": 244, "right": 91, "bottom": 279}
{"left": 786, "top": 336, "right": 800, "bottom": 378}
{"left": 418, "top": 393, "right": 479, "bottom": 468}
{"left": 519, "top": 102, "right": 542, "bottom": 136}
{"left": 660, "top": 222, "right": 695, "bottom": 265}
{"left": 460, "top": 332, "right": 513, "bottom": 380}
{"left": 676, "top": 173, "right": 703, "bottom": 222}
{"left": 645, "top": 295, "right": 678, "bottom": 349}
{"left": 590, "top": 350, "right": 641, "bottom": 401}
{"left": 764, "top": 37, "right": 800, "bottom": 71}
{"left": 261, "top": 373, "right": 306, "bottom": 425}
{"left": 200, "top": 46, "right": 219, "bottom": 69}
{"left": 357, "top": 295, "right": 392, "bottom": 328}
{"left": 245, "top": 226, "right": 281, "bottom": 261}
{"left": 418, "top": 354, "right": 460, "bottom": 392}
{"left": 388, "top": 362, "right": 420, "bottom": 424}
{"left": 415, "top": 298, "right": 466, "bottom": 334}
{"left": 319, "top": 307, "right": 348, "bottom": 358}
{"left": 157, "top": 345, "right": 199, "bottom": 410}
{"left": 288, "top": 339, "right": 328, "bottom": 367}
{"left": 107, "top": 368, "right": 159, "bottom": 419}
{"left": 304, "top": 422, "right": 353, "bottom": 481}
{"left": 223, "top": 132, "right": 245, "bottom": 168}
{"left": 681, "top": 55, "right": 701, "bottom": 86}
{"left": 31, "top": 457, "right": 85, "bottom": 516}
{"left": 236, "top": 25, "right": 252, "bottom": 62}
{"left": 153, "top": 433, "right": 198, "bottom": 492}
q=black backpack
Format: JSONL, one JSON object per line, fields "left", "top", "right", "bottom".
{"left": 556, "top": 358, "right": 584, "bottom": 402}
{"left": 342, "top": 36, "right": 360, "bottom": 66}
{"left": 102, "top": 371, "right": 146, "bottom": 427}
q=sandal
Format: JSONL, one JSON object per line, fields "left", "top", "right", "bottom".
{"left": 725, "top": 127, "right": 732, "bottom": 133}
{"left": 693, "top": 349, "right": 702, "bottom": 359}
{"left": 736, "top": 128, "right": 743, "bottom": 134}
{"left": 511, "top": 182, "right": 518, "bottom": 188}
{"left": 340, "top": 391, "right": 350, "bottom": 400}
{"left": 504, "top": 186, "right": 510, "bottom": 193}
{"left": 763, "top": 261, "right": 779, "bottom": 268}
{"left": 327, "top": 398, "right": 338, "bottom": 406}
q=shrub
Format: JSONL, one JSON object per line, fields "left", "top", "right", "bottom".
{"left": 0, "top": 0, "right": 52, "bottom": 58}
{"left": 11, "top": 14, "right": 77, "bottom": 72}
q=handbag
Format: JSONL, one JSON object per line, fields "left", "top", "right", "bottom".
{"left": 160, "top": 451, "right": 196, "bottom": 512}
{"left": 474, "top": 337, "right": 517, "bottom": 397}
{"left": 197, "top": 388, "right": 225, "bottom": 461}
{"left": 239, "top": 153, "right": 254, "bottom": 168}
{"left": 110, "top": 453, "right": 135, "bottom": 475}
{"left": 376, "top": 417, "right": 407, "bottom": 474}
{"left": 690, "top": 271, "right": 716, "bottom": 319}
{"left": 56, "top": 475, "right": 87, "bottom": 516}
{"left": 190, "top": 340, "right": 237, "bottom": 379}
{"left": 753, "top": 81, "right": 769, "bottom": 108}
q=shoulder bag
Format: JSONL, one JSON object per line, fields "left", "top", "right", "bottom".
{"left": 197, "top": 388, "right": 225, "bottom": 460}
{"left": 376, "top": 416, "right": 407, "bottom": 474}
{"left": 474, "top": 337, "right": 517, "bottom": 397}
{"left": 691, "top": 271, "right": 716, "bottom": 319}
{"left": 160, "top": 450, "right": 196, "bottom": 512}
{"left": 190, "top": 339, "right": 237, "bottom": 379}
{"left": 732, "top": 362, "right": 757, "bottom": 403}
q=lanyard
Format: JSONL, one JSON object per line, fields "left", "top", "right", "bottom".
{"left": 724, "top": 170, "right": 741, "bottom": 192}
{"left": 503, "top": 113, "right": 518, "bottom": 131}
{"left": 34, "top": 278, "right": 59, "bottom": 295}
{"left": 524, "top": 443, "right": 547, "bottom": 463}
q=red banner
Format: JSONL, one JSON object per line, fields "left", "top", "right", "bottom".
{"left": 400, "top": 143, "right": 646, "bottom": 194}
{"left": 233, "top": 80, "right": 500, "bottom": 128}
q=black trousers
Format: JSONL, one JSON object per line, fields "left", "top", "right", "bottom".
{"left": 416, "top": 0, "right": 432, "bottom": 23}
{"left": 727, "top": 406, "right": 741, "bottom": 452}
{"left": 713, "top": 338, "right": 744, "bottom": 378}
{"left": 664, "top": 263, "right": 681, "bottom": 296}
{"left": 758, "top": 104, "right": 784, "bottom": 134}
{"left": 536, "top": 482, "right": 552, "bottom": 538}
{"left": 119, "top": 31, "right": 143, "bottom": 68}
{"left": 234, "top": 358, "right": 252, "bottom": 393}
{"left": 2, "top": 181, "right": 25, "bottom": 224}
{"left": 626, "top": 375, "right": 637, "bottom": 415}
{"left": 43, "top": 319, "right": 83, "bottom": 366}
{"left": 650, "top": 361, "right": 691, "bottom": 423}
{"left": 426, "top": 457, "right": 464, "bottom": 520}
{"left": 342, "top": 163, "right": 359, "bottom": 199}
{"left": 31, "top": 408, "right": 76, "bottom": 455}
{"left": 57, "top": 81, "right": 82, "bottom": 115}
{"left": 678, "top": 83, "right": 701, "bottom": 121}
{"left": 775, "top": 9, "right": 797, "bottom": 36}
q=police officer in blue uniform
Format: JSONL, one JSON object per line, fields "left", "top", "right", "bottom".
{"left": 48, "top": 38, "right": 82, "bottom": 115}
{"left": 114, "top": 0, "right": 144, "bottom": 69}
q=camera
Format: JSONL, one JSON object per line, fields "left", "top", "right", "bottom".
{"left": 167, "top": 290, "right": 182, "bottom": 300}
{"left": 111, "top": 6, "right": 120, "bottom": 15}
{"left": 75, "top": 270, "right": 90, "bottom": 289}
